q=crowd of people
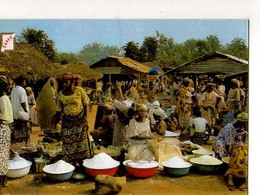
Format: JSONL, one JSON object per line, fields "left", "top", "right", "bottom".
{"left": 0, "top": 72, "right": 248, "bottom": 192}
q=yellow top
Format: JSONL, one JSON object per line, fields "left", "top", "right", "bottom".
{"left": 57, "top": 87, "right": 89, "bottom": 116}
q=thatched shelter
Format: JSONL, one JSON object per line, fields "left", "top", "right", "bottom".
{"left": 166, "top": 51, "right": 248, "bottom": 76}
{"left": 90, "top": 56, "right": 161, "bottom": 82}
{"left": 0, "top": 43, "right": 102, "bottom": 82}
{"left": 0, "top": 43, "right": 59, "bottom": 81}
{"left": 53, "top": 62, "right": 102, "bottom": 80}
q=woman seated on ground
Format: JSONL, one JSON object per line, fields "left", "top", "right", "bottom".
{"left": 125, "top": 104, "right": 158, "bottom": 161}
{"left": 212, "top": 112, "right": 248, "bottom": 159}
{"left": 225, "top": 132, "right": 248, "bottom": 191}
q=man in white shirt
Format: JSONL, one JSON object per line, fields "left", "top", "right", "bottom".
{"left": 10, "top": 76, "right": 31, "bottom": 144}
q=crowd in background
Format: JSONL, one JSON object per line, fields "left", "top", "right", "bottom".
{"left": 0, "top": 73, "right": 248, "bottom": 192}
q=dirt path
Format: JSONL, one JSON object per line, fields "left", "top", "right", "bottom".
{"left": 5, "top": 171, "right": 247, "bottom": 195}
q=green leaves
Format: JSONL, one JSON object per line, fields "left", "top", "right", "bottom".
{"left": 19, "top": 28, "right": 56, "bottom": 62}
{"left": 123, "top": 31, "right": 248, "bottom": 69}
{"left": 78, "top": 42, "right": 123, "bottom": 65}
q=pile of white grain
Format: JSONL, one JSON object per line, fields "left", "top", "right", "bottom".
{"left": 8, "top": 155, "right": 30, "bottom": 169}
{"left": 43, "top": 160, "right": 75, "bottom": 174}
{"left": 163, "top": 157, "right": 191, "bottom": 168}
{"left": 83, "top": 152, "right": 120, "bottom": 169}
{"left": 190, "top": 155, "right": 223, "bottom": 165}
{"left": 125, "top": 160, "right": 159, "bottom": 168}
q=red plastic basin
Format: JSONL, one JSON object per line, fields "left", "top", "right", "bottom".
{"left": 123, "top": 160, "right": 158, "bottom": 178}
{"left": 84, "top": 166, "right": 119, "bottom": 178}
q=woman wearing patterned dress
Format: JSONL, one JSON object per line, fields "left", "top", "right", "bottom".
{"left": 56, "top": 73, "right": 93, "bottom": 164}
{"left": 176, "top": 78, "right": 193, "bottom": 130}
{"left": 0, "top": 76, "right": 13, "bottom": 194}
{"left": 212, "top": 112, "right": 248, "bottom": 159}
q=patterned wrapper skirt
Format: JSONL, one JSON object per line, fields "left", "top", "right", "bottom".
{"left": 61, "top": 110, "right": 93, "bottom": 163}
{"left": 0, "top": 123, "right": 11, "bottom": 175}
{"left": 11, "top": 119, "right": 31, "bottom": 143}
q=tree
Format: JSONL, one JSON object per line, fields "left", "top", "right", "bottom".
{"left": 195, "top": 39, "right": 210, "bottom": 56}
{"left": 123, "top": 41, "right": 140, "bottom": 61}
{"left": 78, "top": 42, "right": 123, "bottom": 65}
{"left": 182, "top": 38, "right": 198, "bottom": 61}
{"left": 19, "top": 28, "right": 56, "bottom": 61}
{"left": 55, "top": 52, "right": 80, "bottom": 65}
{"left": 224, "top": 38, "right": 248, "bottom": 60}
{"left": 140, "top": 36, "right": 158, "bottom": 62}
{"left": 206, "top": 35, "right": 221, "bottom": 52}
{"left": 155, "top": 31, "right": 182, "bottom": 67}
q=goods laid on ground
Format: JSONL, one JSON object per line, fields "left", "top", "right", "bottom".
{"left": 180, "top": 141, "right": 200, "bottom": 156}
{"left": 43, "top": 160, "right": 75, "bottom": 174}
{"left": 43, "top": 160, "right": 75, "bottom": 181}
{"left": 83, "top": 152, "right": 120, "bottom": 169}
{"left": 39, "top": 142, "right": 63, "bottom": 158}
{"left": 7, "top": 154, "right": 32, "bottom": 178}
{"left": 83, "top": 153, "right": 120, "bottom": 177}
{"left": 190, "top": 155, "right": 223, "bottom": 174}
{"left": 165, "top": 131, "right": 180, "bottom": 137}
{"left": 162, "top": 156, "right": 192, "bottom": 177}
{"left": 123, "top": 160, "right": 159, "bottom": 178}
{"left": 190, "top": 155, "right": 222, "bottom": 165}
{"left": 192, "top": 148, "right": 214, "bottom": 157}
{"left": 162, "top": 156, "right": 191, "bottom": 168}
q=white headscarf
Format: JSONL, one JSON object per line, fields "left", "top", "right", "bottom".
{"left": 147, "top": 101, "right": 166, "bottom": 125}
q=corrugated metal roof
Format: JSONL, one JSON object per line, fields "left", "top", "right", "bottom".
{"left": 166, "top": 51, "right": 248, "bottom": 75}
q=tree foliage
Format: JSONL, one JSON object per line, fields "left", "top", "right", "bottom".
{"left": 78, "top": 42, "right": 123, "bottom": 65}
{"left": 123, "top": 31, "right": 248, "bottom": 68}
{"left": 55, "top": 52, "right": 80, "bottom": 65}
{"left": 224, "top": 38, "right": 248, "bottom": 60}
{"left": 206, "top": 35, "right": 221, "bottom": 52}
{"left": 123, "top": 41, "right": 140, "bottom": 61}
{"left": 140, "top": 36, "right": 158, "bottom": 62}
{"left": 19, "top": 28, "right": 56, "bottom": 62}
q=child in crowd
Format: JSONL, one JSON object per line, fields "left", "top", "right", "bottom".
{"left": 187, "top": 106, "right": 210, "bottom": 145}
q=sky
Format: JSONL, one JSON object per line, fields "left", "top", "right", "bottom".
{"left": 0, "top": 19, "right": 248, "bottom": 53}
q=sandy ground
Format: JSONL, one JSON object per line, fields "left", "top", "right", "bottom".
{"left": 4, "top": 106, "right": 247, "bottom": 195}
{"left": 4, "top": 170, "right": 247, "bottom": 195}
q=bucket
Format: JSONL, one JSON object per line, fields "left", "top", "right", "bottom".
{"left": 35, "top": 158, "right": 50, "bottom": 173}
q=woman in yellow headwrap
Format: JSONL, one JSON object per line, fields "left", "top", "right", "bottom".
{"left": 56, "top": 73, "right": 93, "bottom": 163}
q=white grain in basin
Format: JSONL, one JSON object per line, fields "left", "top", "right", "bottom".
{"left": 190, "top": 155, "right": 223, "bottom": 165}
{"left": 162, "top": 157, "right": 192, "bottom": 168}
{"left": 83, "top": 152, "right": 120, "bottom": 169}
{"left": 43, "top": 160, "right": 75, "bottom": 174}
